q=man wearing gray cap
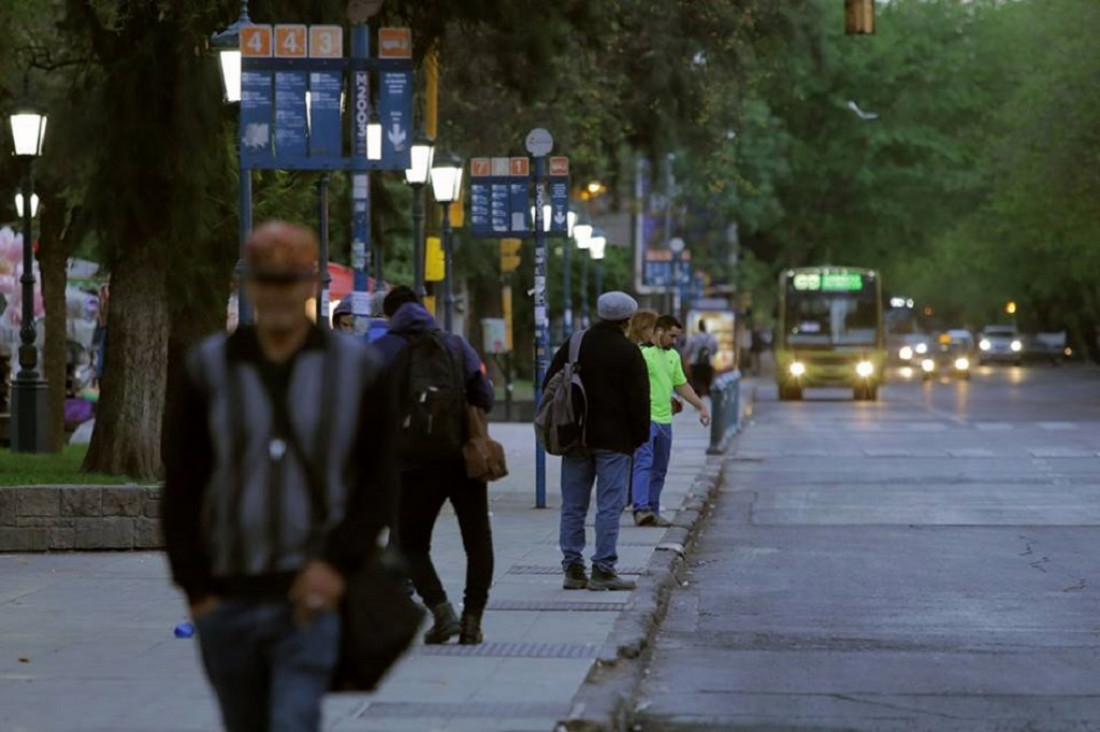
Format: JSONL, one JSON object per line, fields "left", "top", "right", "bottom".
{"left": 543, "top": 291, "right": 651, "bottom": 591}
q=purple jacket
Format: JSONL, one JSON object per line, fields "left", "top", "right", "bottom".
{"left": 371, "top": 303, "right": 494, "bottom": 412}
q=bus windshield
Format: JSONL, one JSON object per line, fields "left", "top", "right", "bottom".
{"left": 785, "top": 290, "right": 879, "bottom": 347}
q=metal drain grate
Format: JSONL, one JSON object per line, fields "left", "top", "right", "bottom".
{"left": 487, "top": 598, "right": 626, "bottom": 611}
{"left": 359, "top": 701, "right": 571, "bottom": 719}
{"left": 419, "top": 641, "right": 600, "bottom": 658}
{"left": 508, "top": 564, "right": 646, "bottom": 576}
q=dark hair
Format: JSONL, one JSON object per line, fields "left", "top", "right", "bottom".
{"left": 698, "top": 319, "right": 707, "bottom": 333}
{"left": 382, "top": 285, "right": 419, "bottom": 317}
{"left": 656, "top": 315, "right": 682, "bottom": 331}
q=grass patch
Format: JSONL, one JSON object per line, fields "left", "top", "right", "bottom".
{"left": 0, "top": 445, "right": 141, "bottom": 486}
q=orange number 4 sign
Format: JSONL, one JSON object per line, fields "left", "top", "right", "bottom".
{"left": 274, "top": 25, "right": 308, "bottom": 58}
{"left": 240, "top": 25, "right": 272, "bottom": 57}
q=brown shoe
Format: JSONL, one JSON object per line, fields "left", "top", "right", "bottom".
{"left": 651, "top": 514, "right": 673, "bottom": 528}
{"left": 634, "top": 510, "right": 656, "bottom": 527}
{"left": 587, "top": 567, "right": 636, "bottom": 592}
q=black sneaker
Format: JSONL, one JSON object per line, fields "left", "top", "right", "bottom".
{"left": 588, "top": 567, "right": 636, "bottom": 592}
{"left": 563, "top": 563, "right": 588, "bottom": 590}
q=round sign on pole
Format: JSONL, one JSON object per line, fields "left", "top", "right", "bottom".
{"left": 525, "top": 128, "right": 554, "bottom": 158}
{"left": 669, "top": 237, "right": 686, "bottom": 253}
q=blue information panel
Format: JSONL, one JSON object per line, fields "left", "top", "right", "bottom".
{"left": 274, "top": 71, "right": 308, "bottom": 158}
{"left": 510, "top": 178, "right": 529, "bottom": 234}
{"left": 241, "top": 69, "right": 274, "bottom": 164}
{"left": 308, "top": 72, "right": 342, "bottom": 157}
{"left": 470, "top": 180, "right": 491, "bottom": 237}
{"left": 548, "top": 176, "right": 569, "bottom": 235}
{"left": 378, "top": 70, "right": 412, "bottom": 169}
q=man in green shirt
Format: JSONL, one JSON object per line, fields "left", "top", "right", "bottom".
{"left": 633, "top": 315, "right": 710, "bottom": 526}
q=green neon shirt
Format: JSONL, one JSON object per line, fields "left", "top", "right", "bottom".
{"left": 641, "top": 344, "right": 686, "bottom": 424}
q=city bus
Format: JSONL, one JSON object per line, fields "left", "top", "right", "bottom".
{"left": 775, "top": 266, "right": 885, "bottom": 401}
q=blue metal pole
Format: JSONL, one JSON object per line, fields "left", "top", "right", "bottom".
{"left": 350, "top": 25, "right": 370, "bottom": 317}
{"left": 316, "top": 174, "right": 331, "bottom": 328}
{"left": 237, "top": 163, "right": 252, "bottom": 325}
{"left": 579, "top": 249, "right": 589, "bottom": 328}
{"left": 533, "top": 156, "right": 549, "bottom": 509}
{"left": 562, "top": 229, "right": 572, "bottom": 338}
{"left": 442, "top": 202, "right": 454, "bottom": 332}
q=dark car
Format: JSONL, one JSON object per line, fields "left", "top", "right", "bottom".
{"left": 921, "top": 330, "right": 975, "bottom": 381}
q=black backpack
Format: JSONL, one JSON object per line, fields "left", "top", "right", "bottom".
{"left": 395, "top": 331, "right": 468, "bottom": 462}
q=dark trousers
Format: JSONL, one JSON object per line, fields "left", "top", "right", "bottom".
{"left": 398, "top": 460, "right": 494, "bottom": 615}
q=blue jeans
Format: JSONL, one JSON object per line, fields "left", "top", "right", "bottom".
{"left": 632, "top": 421, "right": 673, "bottom": 515}
{"left": 560, "top": 450, "right": 631, "bottom": 573}
{"left": 195, "top": 600, "right": 340, "bottom": 732}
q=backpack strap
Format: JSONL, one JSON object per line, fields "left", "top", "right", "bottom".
{"left": 567, "top": 330, "right": 585, "bottom": 369}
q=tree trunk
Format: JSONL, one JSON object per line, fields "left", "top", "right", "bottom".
{"left": 38, "top": 207, "right": 68, "bottom": 453}
{"left": 82, "top": 244, "right": 169, "bottom": 479}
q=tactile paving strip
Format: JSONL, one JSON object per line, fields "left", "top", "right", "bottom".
{"left": 419, "top": 641, "right": 600, "bottom": 658}
{"left": 507, "top": 564, "right": 646, "bottom": 576}
{"left": 486, "top": 598, "right": 626, "bottom": 611}
{"left": 358, "top": 701, "right": 571, "bottom": 719}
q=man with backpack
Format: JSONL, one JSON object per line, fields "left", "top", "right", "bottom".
{"left": 162, "top": 221, "right": 399, "bottom": 731}
{"left": 542, "top": 291, "right": 650, "bottom": 591}
{"left": 372, "top": 286, "right": 496, "bottom": 645}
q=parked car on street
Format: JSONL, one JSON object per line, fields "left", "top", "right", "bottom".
{"left": 978, "top": 325, "right": 1023, "bottom": 365}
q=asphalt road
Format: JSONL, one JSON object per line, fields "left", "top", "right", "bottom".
{"left": 635, "top": 364, "right": 1100, "bottom": 732}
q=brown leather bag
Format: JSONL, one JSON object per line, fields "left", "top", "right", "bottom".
{"left": 463, "top": 405, "right": 508, "bottom": 482}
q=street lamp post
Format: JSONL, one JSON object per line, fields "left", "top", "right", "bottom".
{"left": 212, "top": 0, "right": 253, "bottom": 325}
{"left": 430, "top": 152, "right": 463, "bottom": 333}
{"left": 572, "top": 223, "right": 593, "bottom": 328}
{"left": 404, "top": 135, "right": 435, "bottom": 300}
{"left": 590, "top": 233, "right": 607, "bottom": 299}
{"left": 9, "top": 84, "right": 50, "bottom": 452}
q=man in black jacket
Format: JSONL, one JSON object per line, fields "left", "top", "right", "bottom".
{"left": 162, "top": 221, "right": 397, "bottom": 732}
{"left": 544, "top": 291, "right": 650, "bottom": 591}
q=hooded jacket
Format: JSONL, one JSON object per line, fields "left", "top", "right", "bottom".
{"left": 372, "top": 303, "right": 494, "bottom": 412}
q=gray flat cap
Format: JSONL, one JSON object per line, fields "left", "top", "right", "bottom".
{"left": 597, "top": 291, "right": 638, "bottom": 321}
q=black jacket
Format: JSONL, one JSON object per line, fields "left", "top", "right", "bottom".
{"left": 544, "top": 321, "right": 650, "bottom": 454}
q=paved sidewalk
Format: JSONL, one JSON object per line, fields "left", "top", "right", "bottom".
{"left": 0, "top": 414, "right": 714, "bottom": 732}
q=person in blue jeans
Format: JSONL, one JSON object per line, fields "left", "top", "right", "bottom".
{"left": 633, "top": 315, "right": 710, "bottom": 527}
{"left": 544, "top": 292, "right": 651, "bottom": 591}
{"left": 163, "top": 222, "right": 398, "bottom": 731}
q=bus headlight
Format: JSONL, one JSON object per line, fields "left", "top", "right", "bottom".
{"left": 955, "top": 357, "right": 970, "bottom": 371}
{"left": 856, "top": 361, "right": 874, "bottom": 377}
{"left": 1011, "top": 340, "right": 1023, "bottom": 352}
{"left": 899, "top": 346, "right": 913, "bottom": 361}
{"left": 979, "top": 339, "right": 991, "bottom": 351}
{"left": 789, "top": 362, "right": 806, "bottom": 377}
{"left": 915, "top": 343, "right": 928, "bottom": 355}
{"left": 921, "top": 358, "right": 935, "bottom": 372}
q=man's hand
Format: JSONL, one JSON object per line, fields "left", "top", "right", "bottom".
{"left": 698, "top": 405, "right": 711, "bottom": 427}
{"left": 289, "top": 560, "right": 346, "bottom": 626}
{"left": 189, "top": 595, "right": 220, "bottom": 621}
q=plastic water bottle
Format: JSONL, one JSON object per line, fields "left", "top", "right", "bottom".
{"left": 174, "top": 622, "right": 195, "bottom": 639}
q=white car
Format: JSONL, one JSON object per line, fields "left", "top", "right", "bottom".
{"left": 978, "top": 325, "right": 1023, "bottom": 365}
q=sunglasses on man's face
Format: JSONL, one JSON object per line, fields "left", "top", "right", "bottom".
{"left": 247, "top": 270, "right": 314, "bottom": 285}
